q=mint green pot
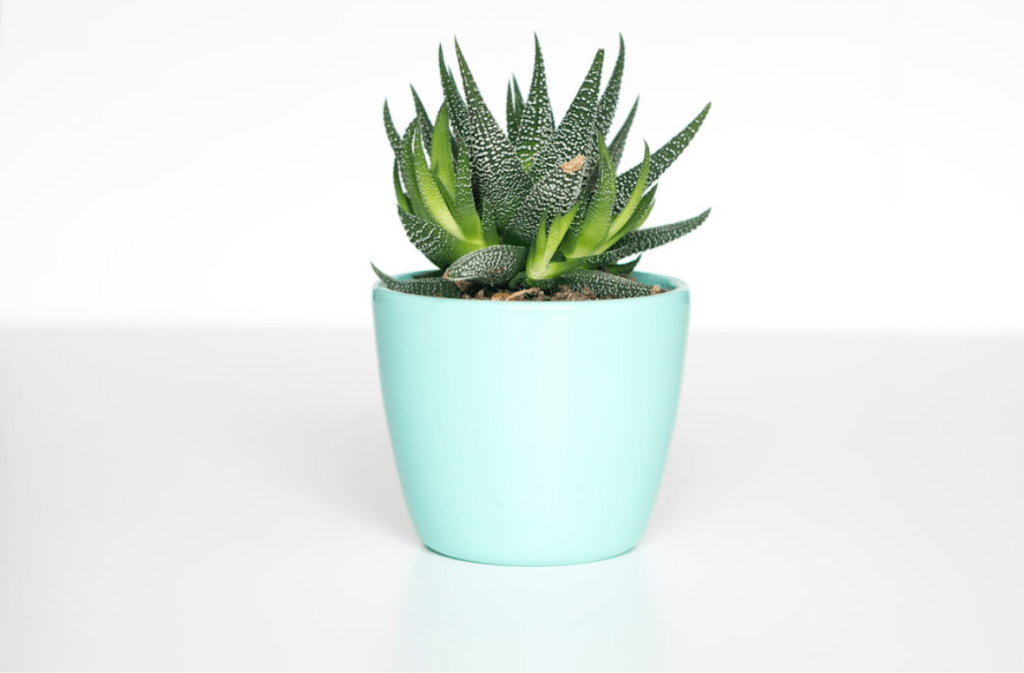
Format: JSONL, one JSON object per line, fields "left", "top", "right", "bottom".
{"left": 372, "top": 271, "right": 690, "bottom": 566}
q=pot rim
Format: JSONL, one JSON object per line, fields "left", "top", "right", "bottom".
{"left": 373, "top": 269, "right": 689, "bottom": 307}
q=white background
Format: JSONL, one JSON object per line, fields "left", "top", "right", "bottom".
{"left": 2, "top": 0, "right": 1022, "bottom": 331}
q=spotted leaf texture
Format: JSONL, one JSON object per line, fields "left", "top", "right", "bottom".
{"left": 614, "top": 102, "right": 710, "bottom": 213}
{"left": 392, "top": 159, "right": 410, "bottom": 213}
{"left": 438, "top": 47, "right": 470, "bottom": 147}
{"left": 559, "top": 269, "right": 654, "bottom": 298}
{"left": 503, "top": 162, "right": 588, "bottom": 246}
{"left": 596, "top": 35, "right": 625, "bottom": 138}
{"left": 446, "top": 245, "right": 529, "bottom": 285}
{"left": 512, "top": 77, "right": 525, "bottom": 119}
{"left": 511, "top": 36, "right": 556, "bottom": 173}
{"left": 453, "top": 41, "right": 533, "bottom": 231}
{"left": 411, "top": 86, "right": 434, "bottom": 145}
{"left": 396, "top": 207, "right": 477, "bottom": 268}
{"left": 398, "top": 121, "right": 427, "bottom": 221}
{"left": 372, "top": 263, "right": 461, "bottom": 297}
{"left": 383, "top": 101, "right": 402, "bottom": 155}
{"left": 528, "top": 48, "right": 604, "bottom": 183}
{"left": 608, "top": 96, "right": 638, "bottom": 169}
{"left": 584, "top": 208, "right": 711, "bottom": 265}
{"left": 506, "top": 82, "right": 518, "bottom": 140}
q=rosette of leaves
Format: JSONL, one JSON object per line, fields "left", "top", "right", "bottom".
{"left": 373, "top": 35, "right": 711, "bottom": 299}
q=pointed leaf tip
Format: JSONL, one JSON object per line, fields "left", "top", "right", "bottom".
{"left": 383, "top": 100, "right": 402, "bottom": 155}
{"left": 452, "top": 38, "right": 532, "bottom": 231}
{"left": 608, "top": 96, "right": 638, "bottom": 168}
{"left": 614, "top": 103, "right": 709, "bottom": 213}
{"left": 528, "top": 47, "right": 605, "bottom": 181}
{"left": 372, "top": 263, "right": 461, "bottom": 297}
{"left": 511, "top": 33, "right": 556, "bottom": 170}
{"left": 597, "top": 35, "right": 625, "bottom": 137}
{"left": 585, "top": 208, "right": 711, "bottom": 265}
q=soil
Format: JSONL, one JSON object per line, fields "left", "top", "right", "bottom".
{"left": 454, "top": 280, "right": 665, "bottom": 301}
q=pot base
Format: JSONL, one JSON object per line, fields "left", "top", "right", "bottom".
{"left": 423, "top": 543, "right": 637, "bottom": 568}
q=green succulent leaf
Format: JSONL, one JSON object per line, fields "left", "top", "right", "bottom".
{"left": 543, "top": 204, "right": 578, "bottom": 263}
{"left": 438, "top": 47, "right": 470, "bottom": 145}
{"left": 453, "top": 40, "right": 533, "bottom": 231}
{"left": 608, "top": 96, "right": 638, "bottom": 169}
{"left": 591, "top": 185, "right": 658, "bottom": 255}
{"left": 399, "top": 121, "right": 427, "bottom": 221}
{"left": 527, "top": 208, "right": 585, "bottom": 280}
{"left": 393, "top": 159, "right": 410, "bottom": 214}
{"left": 511, "top": 35, "right": 556, "bottom": 172}
{"left": 397, "top": 207, "right": 478, "bottom": 268}
{"left": 601, "top": 255, "right": 642, "bottom": 276}
{"left": 527, "top": 203, "right": 581, "bottom": 278}
{"left": 410, "top": 125, "right": 462, "bottom": 237}
{"left": 450, "top": 156, "right": 495, "bottom": 245}
{"left": 430, "top": 103, "right": 456, "bottom": 201}
{"left": 584, "top": 208, "right": 711, "bottom": 265}
{"left": 512, "top": 76, "right": 525, "bottom": 117}
{"left": 503, "top": 161, "right": 588, "bottom": 246}
{"left": 505, "top": 81, "right": 523, "bottom": 141}
{"left": 506, "top": 82, "right": 515, "bottom": 137}
{"left": 383, "top": 100, "right": 402, "bottom": 155}
{"left": 372, "top": 263, "right": 461, "bottom": 297}
{"left": 558, "top": 269, "right": 654, "bottom": 298}
{"left": 529, "top": 212, "right": 547, "bottom": 265}
{"left": 561, "top": 133, "right": 616, "bottom": 258}
{"left": 596, "top": 35, "right": 625, "bottom": 138}
{"left": 480, "top": 198, "right": 499, "bottom": 240}
{"left": 609, "top": 142, "right": 650, "bottom": 236}
{"left": 446, "top": 245, "right": 528, "bottom": 285}
{"left": 528, "top": 47, "right": 604, "bottom": 182}
{"left": 611, "top": 184, "right": 657, "bottom": 244}
{"left": 508, "top": 271, "right": 529, "bottom": 289}
{"left": 614, "top": 102, "right": 710, "bottom": 213}
{"left": 411, "top": 269, "right": 445, "bottom": 279}
{"left": 411, "top": 86, "right": 434, "bottom": 145}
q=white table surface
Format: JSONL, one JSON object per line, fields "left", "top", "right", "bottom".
{"left": 0, "top": 328, "right": 1021, "bottom": 671}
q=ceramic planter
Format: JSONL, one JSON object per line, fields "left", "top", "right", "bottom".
{"left": 372, "top": 271, "right": 690, "bottom": 566}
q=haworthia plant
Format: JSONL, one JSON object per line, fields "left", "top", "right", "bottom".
{"left": 374, "top": 36, "right": 712, "bottom": 300}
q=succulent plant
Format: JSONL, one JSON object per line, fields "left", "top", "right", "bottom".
{"left": 374, "top": 35, "right": 711, "bottom": 299}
